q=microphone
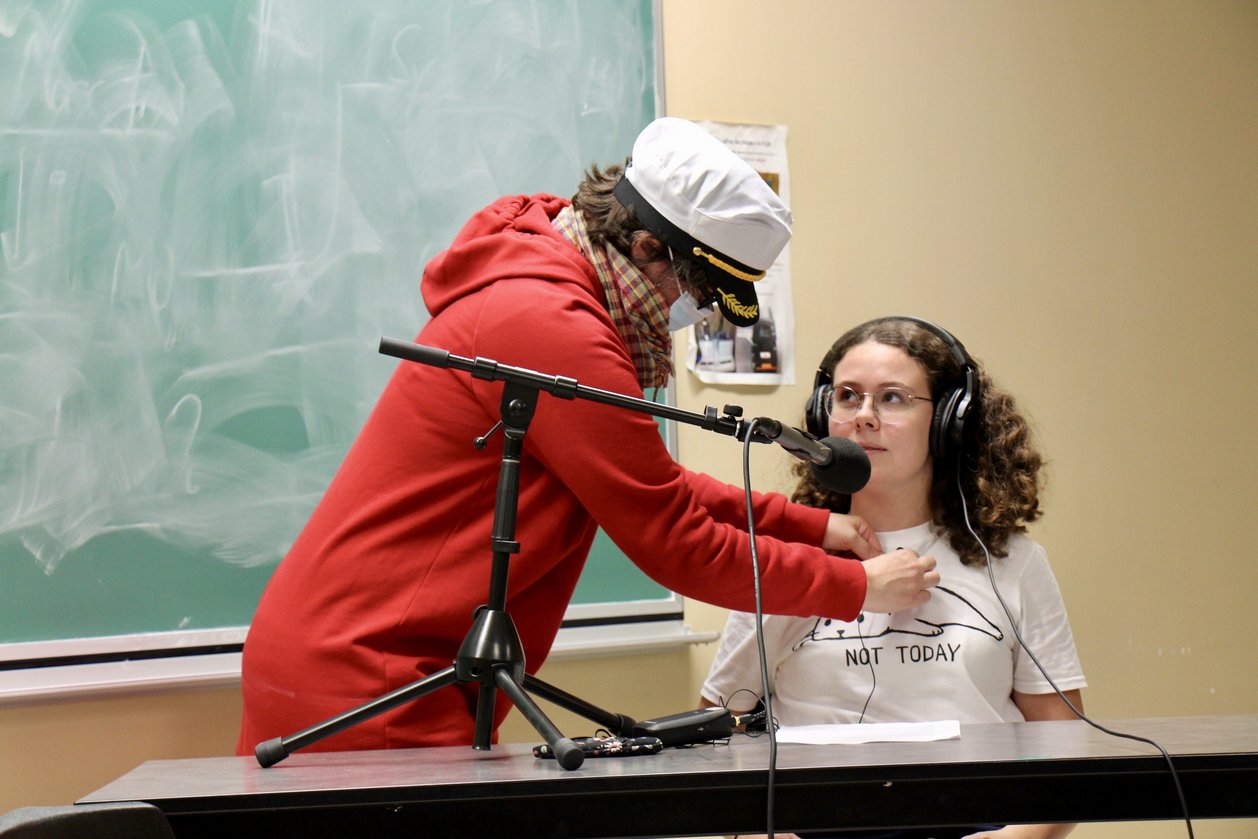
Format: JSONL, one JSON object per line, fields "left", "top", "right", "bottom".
{"left": 753, "top": 418, "right": 871, "bottom": 494}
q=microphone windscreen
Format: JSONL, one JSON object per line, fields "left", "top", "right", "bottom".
{"left": 811, "top": 437, "right": 871, "bottom": 494}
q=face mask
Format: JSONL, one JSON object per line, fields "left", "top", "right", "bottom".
{"left": 664, "top": 245, "right": 713, "bottom": 332}
{"left": 667, "top": 290, "right": 712, "bottom": 332}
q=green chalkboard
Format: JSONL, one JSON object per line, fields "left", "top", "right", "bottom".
{"left": 0, "top": 0, "right": 668, "bottom": 662}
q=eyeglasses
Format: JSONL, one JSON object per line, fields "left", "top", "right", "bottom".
{"left": 824, "top": 385, "right": 933, "bottom": 421}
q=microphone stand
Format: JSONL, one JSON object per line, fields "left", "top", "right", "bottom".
{"left": 255, "top": 337, "right": 758, "bottom": 771}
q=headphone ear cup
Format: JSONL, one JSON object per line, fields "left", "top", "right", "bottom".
{"left": 931, "top": 387, "right": 963, "bottom": 461}
{"left": 806, "top": 367, "right": 830, "bottom": 438}
{"left": 805, "top": 384, "right": 829, "bottom": 438}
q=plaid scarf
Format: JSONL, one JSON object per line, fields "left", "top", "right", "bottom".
{"left": 552, "top": 205, "right": 673, "bottom": 390}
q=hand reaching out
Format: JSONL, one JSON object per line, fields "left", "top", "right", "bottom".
{"left": 822, "top": 513, "right": 882, "bottom": 559}
{"left": 860, "top": 547, "right": 940, "bottom": 613}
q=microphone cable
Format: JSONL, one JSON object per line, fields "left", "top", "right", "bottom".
{"left": 955, "top": 467, "right": 1196, "bottom": 839}
{"left": 853, "top": 612, "right": 877, "bottom": 724}
{"left": 741, "top": 417, "right": 779, "bottom": 839}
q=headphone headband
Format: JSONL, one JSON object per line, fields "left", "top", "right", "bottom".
{"left": 805, "top": 316, "right": 980, "bottom": 461}
{"left": 881, "top": 316, "right": 973, "bottom": 378}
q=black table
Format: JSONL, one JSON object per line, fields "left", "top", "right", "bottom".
{"left": 81, "top": 714, "right": 1258, "bottom": 838}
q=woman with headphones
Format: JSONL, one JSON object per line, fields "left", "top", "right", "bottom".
{"left": 701, "top": 316, "right": 1087, "bottom": 839}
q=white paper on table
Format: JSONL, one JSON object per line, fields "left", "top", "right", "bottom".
{"left": 775, "top": 720, "right": 961, "bottom": 745}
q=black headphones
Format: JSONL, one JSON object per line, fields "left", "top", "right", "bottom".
{"left": 805, "top": 316, "right": 979, "bottom": 462}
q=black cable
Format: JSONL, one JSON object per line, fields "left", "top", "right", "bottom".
{"left": 741, "top": 417, "right": 777, "bottom": 839}
{"left": 955, "top": 467, "right": 1195, "bottom": 839}
{"left": 718, "top": 689, "right": 772, "bottom": 736}
{"left": 733, "top": 707, "right": 769, "bottom": 729}
{"left": 854, "top": 613, "right": 876, "bottom": 724}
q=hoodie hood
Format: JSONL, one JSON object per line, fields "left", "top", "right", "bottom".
{"left": 421, "top": 194, "right": 601, "bottom": 317}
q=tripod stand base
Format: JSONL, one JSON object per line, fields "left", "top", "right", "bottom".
{"left": 254, "top": 647, "right": 634, "bottom": 771}
{"left": 255, "top": 737, "right": 290, "bottom": 769}
{"left": 487, "top": 664, "right": 585, "bottom": 768}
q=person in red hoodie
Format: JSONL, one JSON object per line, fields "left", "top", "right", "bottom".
{"left": 237, "top": 118, "right": 939, "bottom": 754}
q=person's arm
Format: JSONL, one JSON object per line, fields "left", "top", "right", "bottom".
{"left": 680, "top": 469, "right": 882, "bottom": 558}
{"left": 1012, "top": 688, "right": 1083, "bottom": 722}
{"left": 822, "top": 512, "right": 881, "bottom": 557}
{"left": 698, "top": 611, "right": 774, "bottom": 716}
{"left": 961, "top": 826, "right": 1074, "bottom": 839}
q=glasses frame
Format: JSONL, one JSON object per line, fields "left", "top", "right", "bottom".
{"left": 823, "top": 384, "right": 934, "bottom": 422}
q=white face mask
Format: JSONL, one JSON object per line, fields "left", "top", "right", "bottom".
{"left": 664, "top": 245, "right": 713, "bottom": 332}
{"left": 667, "top": 289, "right": 712, "bottom": 332}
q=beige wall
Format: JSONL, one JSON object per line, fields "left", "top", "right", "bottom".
{"left": 665, "top": 2, "right": 1258, "bottom": 837}
{"left": 3, "top": 3, "right": 1255, "bottom": 837}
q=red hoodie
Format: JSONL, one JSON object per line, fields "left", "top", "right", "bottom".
{"left": 237, "top": 195, "right": 866, "bottom": 753}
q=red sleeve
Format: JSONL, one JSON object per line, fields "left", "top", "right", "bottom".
{"left": 681, "top": 467, "right": 831, "bottom": 544}
{"left": 467, "top": 280, "right": 866, "bottom": 621}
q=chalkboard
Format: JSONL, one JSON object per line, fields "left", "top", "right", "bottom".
{"left": 0, "top": 0, "right": 671, "bottom": 673}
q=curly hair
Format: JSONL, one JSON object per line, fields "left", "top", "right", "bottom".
{"left": 791, "top": 317, "right": 1044, "bottom": 566}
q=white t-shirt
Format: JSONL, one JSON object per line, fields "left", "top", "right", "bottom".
{"left": 701, "top": 522, "right": 1087, "bottom": 725}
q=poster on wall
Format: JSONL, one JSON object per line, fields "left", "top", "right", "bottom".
{"left": 685, "top": 121, "right": 795, "bottom": 386}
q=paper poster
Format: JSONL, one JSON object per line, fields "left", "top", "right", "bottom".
{"left": 685, "top": 121, "right": 795, "bottom": 386}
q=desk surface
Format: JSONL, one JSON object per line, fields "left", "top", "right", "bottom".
{"left": 83, "top": 714, "right": 1258, "bottom": 838}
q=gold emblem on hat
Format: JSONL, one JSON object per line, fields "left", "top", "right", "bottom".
{"left": 717, "top": 289, "right": 758, "bottom": 320}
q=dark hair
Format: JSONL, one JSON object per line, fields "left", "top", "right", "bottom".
{"left": 571, "top": 163, "right": 642, "bottom": 254}
{"left": 792, "top": 318, "right": 1044, "bottom": 565}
